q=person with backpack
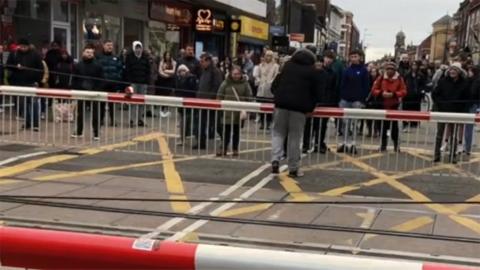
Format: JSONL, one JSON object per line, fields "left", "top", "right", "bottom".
{"left": 371, "top": 61, "right": 407, "bottom": 152}
{"left": 6, "top": 38, "right": 44, "bottom": 131}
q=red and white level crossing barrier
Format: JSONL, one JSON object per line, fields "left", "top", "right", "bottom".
{"left": 1, "top": 85, "right": 479, "bottom": 124}
{"left": 0, "top": 226, "right": 477, "bottom": 270}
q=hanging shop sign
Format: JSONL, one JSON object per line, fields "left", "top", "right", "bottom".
{"left": 213, "top": 19, "right": 225, "bottom": 32}
{"left": 149, "top": 0, "right": 192, "bottom": 27}
{"left": 230, "top": 19, "right": 241, "bottom": 33}
{"left": 289, "top": 33, "right": 305, "bottom": 43}
{"left": 239, "top": 16, "right": 269, "bottom": 41}
{"left": 195, "top": 9, "right": 213, "bottom": 32}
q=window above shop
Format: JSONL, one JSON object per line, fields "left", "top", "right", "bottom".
{"left": 53, "top": 0, "right": 69, "bottom": 22}
{"left": 13, "top": 0, "right": 50, "bottom": 21}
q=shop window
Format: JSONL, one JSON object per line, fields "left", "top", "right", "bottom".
{"left": 53, "top": 0, "right": 69, "bottom": 22}
{"left": 70, "top": 4, "right": 78, "bottom": 59}
{"left": 12, "top": 0, "right": 50, "bottom": 49}
{"left": 104, "top": 15, "right": 122, "bottom": 53}
{"left": 124, "top": 18, "right": 144, "bottom": 50}
{"left": 83, "top": 13, "right": 102, "bottom": 47}
{"left": 148, "top": 21, "right": 166, "bottom": 56}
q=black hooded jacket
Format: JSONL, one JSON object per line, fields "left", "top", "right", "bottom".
{"left": 272, "top": 49, "right": 325, "bottom": 113}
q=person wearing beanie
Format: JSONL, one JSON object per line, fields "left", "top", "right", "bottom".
{"left": 432, "top": 62, "right": 470, "bottom": 163}
{"left": 271, "top": 48, "right": 325, "bottom": 178}
{"left": 371, "top": 61, "right": 407, "bottom": 152}
{"left": 175, "top": 64, "right": 197, "bottom": 145}
{"left": 6, "top": 37, "right": 44, "bottom": 131}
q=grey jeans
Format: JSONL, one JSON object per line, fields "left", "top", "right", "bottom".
{"left": 130, "top": 84, "right": 148, "bottom": 123}
{"left": 339, "top": 99, "right": 365, "bottom": 146}
{"left": 271, "top": 108, "right": 306, "bottom": 172}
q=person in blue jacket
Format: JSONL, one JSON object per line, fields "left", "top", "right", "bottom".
{"left": 337, "top": 50, "right": 370, "bottom": 155}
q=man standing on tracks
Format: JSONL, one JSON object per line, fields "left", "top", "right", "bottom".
{"left": 271, "top": 48, "right": 325, "bottom": 178}
{"left": 337, "top": 50, "right": 370, "bottom": 155}
{"left": 6, "top": 38, "right": 44, "bottom": 131}
{"left": 97, "top": 40, "right": 124, "bottom": 127}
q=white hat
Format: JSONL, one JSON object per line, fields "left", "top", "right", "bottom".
{"left": 177, "top": 64, "right": 190, "bottom": 75}
{"left": 448, "top": 62, "right": 467, "bottom": 77}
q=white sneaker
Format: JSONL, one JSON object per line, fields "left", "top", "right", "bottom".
{"left": 440, "top": 143, "right": 449, "bottom": 152}
{"left": 93, "top": 136, "right": 100, "bottom": 141}
{"left": 457, "top": 144, "right": 464, "bottom": 154}
{"left": 160, "top": 111, "right": 171, "bottom": 118}
{"left": 40, "top": 113, "right": 46, "bottom": 120}
{"left": 71, "top": 134, "right": 84, "bottom": 138}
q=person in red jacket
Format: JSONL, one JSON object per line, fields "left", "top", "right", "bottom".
{"left": 371, "top": 61, "right": 407, "bottom": 152}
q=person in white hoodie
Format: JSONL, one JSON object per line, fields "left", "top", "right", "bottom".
{"left": 255, "top": 50, "right": 279, "bottom": 130}
{"left": 125, "top": 41, "right": 151, "bottom": 127}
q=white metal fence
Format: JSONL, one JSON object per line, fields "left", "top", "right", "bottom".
{"left": 1, "top": 86, "right": 479, "bottom": 176}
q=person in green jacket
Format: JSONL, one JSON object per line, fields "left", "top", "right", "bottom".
{"left": 216, "top": 65, "right": 253, "bottom": 157}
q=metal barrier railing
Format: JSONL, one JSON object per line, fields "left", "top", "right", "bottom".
{"left": 1, "top": 85, "right": 479, "bottom": 177}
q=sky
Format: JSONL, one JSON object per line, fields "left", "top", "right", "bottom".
{"left": 332, "top": 0, "right": 462, "bottom": 61}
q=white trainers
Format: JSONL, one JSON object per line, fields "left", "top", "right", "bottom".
{"left": 93, "top": 136, "right": 100, "bottom": 141}
{"left": 457, "top": 144, "right": 464, "bottom": 154}
{"left": 71, "top": 134, "right": 84, "bottom": 138}
{"left": 160, "top": 111, "right": 171, "bottom": 118}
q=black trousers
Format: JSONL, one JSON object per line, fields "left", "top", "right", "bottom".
{"left": 76, "top": 100, "right": 100, "bottom": 137}
{"left": 220, "top": 124, "right": 240, "bottom": 151}
{"left": 195, "top": 109, "right": 218, "bottom": 147}
{"left": 303, "top": 117, "right": 328, "bottom": 150}
{"left": 100, "top": 101, "right": 115, "bottom": 125}
{"left": 434, "top": 123, "right": 458, "bottom": 161}
{"left": 381, "top": 120, "right": 399, "bottom": 150}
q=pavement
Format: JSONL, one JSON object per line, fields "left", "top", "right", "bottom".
{"left": 0, "top": 114, "right": 480, "bottom": 267}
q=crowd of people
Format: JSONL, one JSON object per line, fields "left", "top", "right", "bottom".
{"left": 1, "top": 37, "right": 480, "bottom": 176}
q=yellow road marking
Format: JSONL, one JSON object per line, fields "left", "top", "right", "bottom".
{"left": 363, "top": 216, "right": 434, "bottom": 242}
{"left": 340, "top": 153, "right": 480, "bottom": 234}
{"left": 0, "top": 154, "right": 77, "bottom": 178}
{"left": 450, "top": 194, "right": 480, "bottom": 213}
{"left": 278, "top": 174, "right": 314, "bottom": 202}
{"left": 390, "top": 216, "right": 434, "bottom": 232}
{"left": 157, "top": 134, "right": 192, "bottom": 215}
{"left": 218, "top": 203, "right": 273, "bottom": 218}
{"left": 0, "top": 179, "right": 20, "bottom": 185}
{"left": 303, "top": 152, "right": 385, "bottom": 172}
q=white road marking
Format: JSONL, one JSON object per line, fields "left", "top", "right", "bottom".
{"left": 0, "top": 152, "right": 48, "bottom": 166}
{"left": 168, "top": 165, "right": 288, "bottom": 241}
{"left": 139, "top": 163, "right": 271, "bottom": 240}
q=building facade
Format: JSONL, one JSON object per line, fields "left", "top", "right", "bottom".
{"left": 1, "top": 0, "right": 268, "bottom": 60}
{"left": 394, "top": 31, "right": 406, "bottom": 61}
{"left": 326, "top": 4, "right": 343, "bottom": 53}
{"left": 466, "top": 0, "right": 480, "bottom": 64}
{"left": 430, "top": 15, "right": 455, "bottom": 63}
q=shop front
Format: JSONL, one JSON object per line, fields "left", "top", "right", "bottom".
{"left": 82, "top": 0, "right": 148, "bottom": 54}
{"left": 194, "top": 8, "right": 229, "bottom": 60}
{"left": 1, "top": 0, "right": 79, "bottom": 57}
{"left": 237, "top": 15, "right": 269, "bottom": 56}
{"left": 148, "top": 0, "right": 193, "bottom": 57}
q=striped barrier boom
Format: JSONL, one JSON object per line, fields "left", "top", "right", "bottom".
{"left": 0, "top": 85, "right": 478, "bottom": 124}
{"left": 0, "top": 226, "right": 477, "bottom": 270}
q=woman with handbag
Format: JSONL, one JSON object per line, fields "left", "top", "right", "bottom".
{"left": 216, "top": 66, "right": 253, "bottom": 157}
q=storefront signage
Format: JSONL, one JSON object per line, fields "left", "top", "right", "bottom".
{"left": 230, "top": 19, "right": 241, "bottom": 33}
{"left": 167, "top": 24, "right": 180, "bottom": 31}
{"left": 239, "top": 15, "right": 269, "bottom": 41}
{"left": 289, "top": 33, "right": 305, "bottom": 42}
{"left": 213, "top": 19, "right": 225, "bottom": 32}
{"left": 195, "top": 9, "right": 213, "bottom": 32}
{"left": 150, "top": 0, "right": 192, "bottom": 26}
